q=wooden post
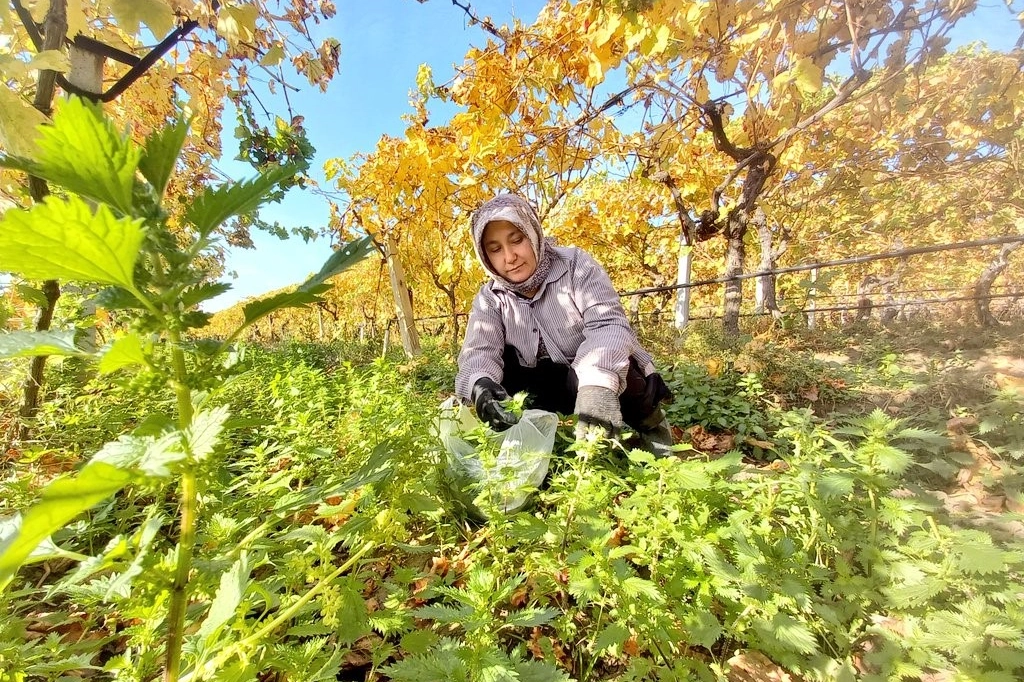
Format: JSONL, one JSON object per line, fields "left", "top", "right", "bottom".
{"left": 807, "top": 266, "right": 818, "bottom": 330}
{"left": 385, "top": 235, "right": 421, "bottom": 357}
{"left": 674, "top": 246, "right": 693, "bottom": 329}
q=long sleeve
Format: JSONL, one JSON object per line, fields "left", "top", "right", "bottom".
{"left": 454, "top": 286, "right": 506, "bottom": 402}
{"left": 566, "top": 250, "right": 639, "bottom": 392}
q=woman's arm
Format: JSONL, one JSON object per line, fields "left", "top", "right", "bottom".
{"left": 455, "top": 287, "right": 507, "bottom": 402}
{"left": 568, "top": 249, "right": 638, "bottom": 393}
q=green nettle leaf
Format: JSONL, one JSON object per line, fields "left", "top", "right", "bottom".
{"left": 672, "top": 463, "right": 712, "bottom": 490}
{"left": 0, "top": 330, "right": 84, "bottom": 358}
{"left": 0, "top": 195, "right": 144, "bottom": 289}
{"left": 504, "top": 607, "right": 558, "bottom": 627}
{"left": 196, "top": 552, "right": 251, "bottom": 642}
{"left": 768, "top": 613, "right": 819, "bottom": 654}
{"left": 383, "top": 646, "right": 467, "bottom": 682}
{"left": 593, "top": 622, "right": 630, "bottom": 654}
{"left": 186, "top": 406, "right": 231, "bottom": 461}
{"left": 871, "top": 444, "right": 913, "bottom": 474}
{"left": 0, "top": 462, "right": 137, "bottom": 587}
{"left": 240, "top": 235, "right": 375, "bottom": 328}
{"left": 955, "top": 541, "right": 1006, "bottom": 575}
{"left": 180, "top": 282, "right": 233, "bottom": 310}
{"left": 513, "top": 659, "right": 571, "bottom": 682}
{"left": 104, "top": 512, "right": 164, "bottom": 599}
{"left": 299, "top": 235, "right": 377, "bottom": 292}
{"left": 886, "top": 576, "right": 946, "bottom": 608}
{"left": 400, "top": 630, "right": 440, "bottom": 655}
{"left": 984, "top": 623, "right": 1024, "bottom": 642}
{"left": 682, "top": 609, "right": 722, "bottom": 649}
{"left": 818, "top": 471, "right": 855, "bottom": 498}
{"left": 140, "top": 117, "right": 190, "bottom": 197}
{"left": 0, "top": 518, "right": 88, "bottom": 568}
{"left": 99, "top": 333, "right": 148, "bottom": 374}
{"left": 413, "top": 604, "right": 476, "bottom": 623}
{"left": 621, "top": 576, "right": 664, "bottom": 602}
{"left": 31, "top": 97, "right": 140, "bottom": 214}
{"left": 184, "top": 165, "right": 297, "bottom": 238}
{"left": 14, "top": 284, "right": 49, "bottom": 307}
{"left": 242, "top": 283, "right": 329, "bottom": 327}
{"left": 93, "top": 433, "right": 185, "bottom": 478}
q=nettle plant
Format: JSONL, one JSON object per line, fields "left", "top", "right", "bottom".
{"left": 0, "top": 97, "right": 374, "bottom": 681}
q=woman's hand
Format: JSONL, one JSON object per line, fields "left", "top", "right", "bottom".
{"left": 471, "top": 377, "right": 521, "bottom": 431}
{"left": 574, "top": 386, "right": 623, "bottom": 440}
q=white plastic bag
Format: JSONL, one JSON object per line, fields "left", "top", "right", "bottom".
{"left": 436, "top": 396, "right": 558, "bottom": 518}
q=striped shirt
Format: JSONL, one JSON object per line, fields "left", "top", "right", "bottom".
{"left": 455, "top": 245, "right": 656, "bottom": 401}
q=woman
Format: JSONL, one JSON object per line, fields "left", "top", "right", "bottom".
{"left": 454, "top": 193, "right": 674, "bottom": 455}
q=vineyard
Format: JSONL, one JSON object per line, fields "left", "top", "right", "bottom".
{"left": 2, "top": 0, "right": 1023, "bottom": 681}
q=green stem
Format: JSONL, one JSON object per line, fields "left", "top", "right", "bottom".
{"left": 865, "top": 487, "right": 878, "bottom": 578}
{"left": 582, "top": 604, "right": 606, "bottom": 681}
{"left": 200, "top": 541, "right": 375, "bottom": 676}
{"left": 559, "top": 450, "right": 590, "bottom": 559}
{"left": 164, "top": 333, "right": 196, "bottom": 682}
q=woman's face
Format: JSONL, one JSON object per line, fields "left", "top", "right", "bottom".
{"left": 481, "top": 220, "right": 537, "bottom": 283}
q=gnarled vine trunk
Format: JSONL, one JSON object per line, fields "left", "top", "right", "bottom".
{"left": 18, "top": 0, "right": 67, "bottom": 425}
{"left": 975, "top": 241, "right": 1022, "bottom": 326}
{"left": 754, "top": 209, "right": 788, "bottom": 320}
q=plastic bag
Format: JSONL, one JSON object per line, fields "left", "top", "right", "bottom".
{"left": 436, "top": 396, "right": 558, "bottom": 519}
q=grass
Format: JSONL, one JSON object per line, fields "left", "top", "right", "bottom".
{"left": 1, "top": 321, "right": 1022, "bottom": 681}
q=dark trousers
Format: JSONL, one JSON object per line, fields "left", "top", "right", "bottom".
{"left": 500, "top": 346, "right": 670, "bottom": 431}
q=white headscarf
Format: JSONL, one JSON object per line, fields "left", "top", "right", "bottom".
{"left": 471, "top": 194, "right": 554, "bottom": 295}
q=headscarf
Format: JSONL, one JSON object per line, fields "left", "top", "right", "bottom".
{"left": 470, "top": 194, "right": 555, "bottom": 295}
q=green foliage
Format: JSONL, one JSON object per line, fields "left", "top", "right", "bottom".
{"left": 1, "top": 97, "right": 141, "bottom": 214}
{"left": 662, "top": 361, "right": 776, "bottom": 439}
{"left": 0, "top": 98, "right": 374, "bottom": 681}
{"left": 1, "top": 105, "right": 1021, "bottom": 679}
{"left": 0, "top": 195, "right": 145, "bottom": 289}
{"left": 0, "top": 330, "right": 84, "bottom": 359}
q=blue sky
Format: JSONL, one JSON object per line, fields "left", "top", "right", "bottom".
{"left": 205, "top": 0, "right": 1022, "bottom": 312}
{"left": 208, "top": 0, "right": 549, "bottom": 311}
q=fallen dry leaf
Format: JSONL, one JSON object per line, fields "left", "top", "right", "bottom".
{"left": 726, "top": 650, "right": 795, "bottom": 682}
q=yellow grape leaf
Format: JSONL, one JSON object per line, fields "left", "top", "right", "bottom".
{"left": 792, "top": 57, "right": 822, "bottom": 95}
{"left": 66, "top": 0, "right": 88, "bottom": 39}
{"left": 29, "top": 50, "right": 71, "bottom": 73}
{"left": 591, "top": 12, "right": 621, "bottom": 47}
{"left": 624, "top": 24, "right": 646, "bottom": 51}
{"left": 261, "top": 44, "right": 285, "bottom": 67}
{"left": 686, "top": 3, "right": 705, "bottom": 25}
{"left": 0, "top": 55, "right": 30, "bottom": 80}
{"left": 651, "top": 24, "right": 671, "bottom": 55}
{"left": 0, "top": 88, "right": 47, "bottom": 159}
{"left": 586, "top": 52, "right": 605, "bottom": 87}
{"left": 416, "top": 63, "right": 433, "bottom": 96}
{"left": 106, "top": 0, "right": 175, "bottom": 37}
{"left": 217, "top": 4, "right": 259, "bottom": 46}
{"left": 0, "top": 2, "right": 9, "bottom": 32}
{"left": 695, "top": 75, "right": 709, "bottom": 104}
{"left": 716, "top": 54, "right": 738, "bottom": 82}
{"left": 705, "top": 358, "right": 723, "bottom": 377}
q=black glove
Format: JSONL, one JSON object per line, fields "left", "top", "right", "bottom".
{"left": 574, "top": 385, "right": 623, "bottom": 440}
{"left": 471, "top": 377, "right": 520, "bottom": 432}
